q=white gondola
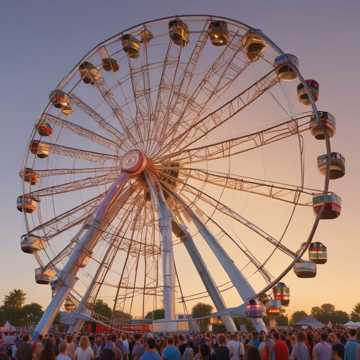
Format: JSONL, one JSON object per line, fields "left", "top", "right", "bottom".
{"left": 266, "top": 300, "right": 282, "bottom": 316}
{"left": 30, "top": 141, "right": 50, "bottom": 159}
{"left": 317, "top": 152, "right": 345, "bottom": 179}
{"left": 79, "top": 61, "right": 101, "bottom": 85}
{"left": 273, "top": 282, "right": 290, "bottom": 306}
{"left": 245, "top": 299, "right": 265, "bottom": 318}
{"left": 313, "top": 193, "right": 342, "bottom": 219}
{"left": 310, "top": 111, "right": 336, "bottom": 140}
{"left": 242, "top": 30, "right": 266, "bottom": 61}
{"left": 297, "top": 79, "right": 319, "bottom": 105}
{"left": 274, "top": 53, "right": 299, "bottom": 80}
{"left": 49, "top": 89, "right": 72, "bottom": 114}
{"left": 121, "top": 34, "right": 141, "bottom": 58}
{"left": 21, "top": 234, "right": 45, "bottom": 254}
{"left": 17, "top": 195, "right": 39, "bottom": 213}
{"left": 168, "top": 18, "right": 189, "bottom": 47}
{"left": 19, "top": 168, "right": 40, "bottom": 185}
{"left": 208, "top": 20, "right": 229, "bottom": 46}
{"left": 294, "top": 261, "right": 316, "bottom": 278}
{"left": 35, "top": 267, "right": 56, "bottom": 284}
{"left": 309, "top": 242, "right": 327, "bottom": 264}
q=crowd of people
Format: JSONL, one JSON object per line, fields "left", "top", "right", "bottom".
{"left": 0, "top": 326, "right": 360, "bottom": 360}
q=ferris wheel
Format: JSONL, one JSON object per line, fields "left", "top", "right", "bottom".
{"left": 18, "top": 15, "right": 345, "bottom": 336}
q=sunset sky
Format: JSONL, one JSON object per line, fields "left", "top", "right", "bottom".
{"left": 1, "top": 0, "right": 360, "bottom": 319}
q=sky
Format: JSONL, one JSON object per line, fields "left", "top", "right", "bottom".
{"left": 0, "top": 0, "right": 360, "bottom": 318}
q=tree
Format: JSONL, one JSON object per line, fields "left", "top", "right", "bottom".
{"left": 311, "top": 303, "right": 349, "bottom": 324}
{"left": 145, "top": 309, "right": 165, "bottom": 320}
{"left": 333, "top": 311, "right": 349, "bottom": 324}
{"left": 3, "top": 289, "right": 26, "bottom": 310}
{"left": 93, "top": 300, "right": 112, "bottom": 319}
{"left": 192, "top": 303, "right": 213, "bottom": 332}
{"left": 291, "top": 311, "right": 308, "bottom": 325}
{"left": 21, "top": 303, "right": 43, "bottom": 326}
{"left": 112, "top": 310, "right": 132, "bottom": 324}
{"left": 351, "top": 303, "right": 360, "bottom": 322}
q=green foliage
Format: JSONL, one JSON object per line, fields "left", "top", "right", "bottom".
{"left": 4, "top": 289, "right": 26, "bottom": 310}
{"left": 21, "top": 303, "right": 43, "bottom": 325}
{"left": 192, "top": 303, "right": 213, "bottom": 332}
{"left": 145, "top": 308, "right": 165, "bottom": 320}
{"left": 93, "top": 299, "right": 112, "bottom": 319}
{"left": 350, "top": 303, "right": 360, "bottom": 322}
{"left": 311, "top": 303, "right": 349, "bottom": 324}
{"left": 291, "top": 311, "right": 308, "bottom": 324}
{"left": 0, "top": 290, "right": 42, "bottom": 326}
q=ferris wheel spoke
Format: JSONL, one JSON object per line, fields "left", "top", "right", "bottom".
{"left": 151, "top": 22, "right": 210, "bottom": 154}
{"left": 69, "top": 94, "right": 129, "bottom": 150}
{"left": 160, "top": 68, "right": 280, "bottom": 156}
{"left": 30, "top": 192, "right": 105, "bottom": 238}
{"left": 69, "top": 198, "right": 140, "bottom": 330}
{"left": 169, "top": 177, "right": 298, "bottom": 259}
{"left": 93, "top": 78, "right": 140, "bottom": 146}
{"left": 31, "top": 166, "right": 120, "bottom": 179}
{"left": 181, "top": 168, "right": 319, "bottom": 206}
{"left": 41, "top": 113, "right": 119, "bottom": 151}
{"left": 26, "top": 173, "right": 117, "bottom": 198}
{"left": 170, "top": 189, "right": 272, "bottom": 284}
{"left": 112, "top": 202, "right": 145, "bottom": 314}
{"left": 164, "top": 114, "right": 311, "bottom": 164}
{"left": 36, "top": 142, "right": 120, "bottom": 163}
{"left": 158, "top": 31, "right": 251, "bottom": 155}
{"left": 147, "top": 41, "right": 182, "bottom": 153}
{"left": 126, "top": 45, "right": 154, "bottom": 150}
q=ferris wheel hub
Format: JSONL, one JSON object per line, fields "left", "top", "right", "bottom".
{"left": 121, "top": 149, "right": 147, "bottom": 175}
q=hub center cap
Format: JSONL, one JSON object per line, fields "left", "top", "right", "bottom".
{"left": 121, "top": 149, "right": 147, "bottom": 175}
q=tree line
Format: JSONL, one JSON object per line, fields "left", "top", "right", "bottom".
{"left": 2, "top": 289, "right": 360, "bottom": 330}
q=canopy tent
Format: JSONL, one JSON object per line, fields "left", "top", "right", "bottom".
{"left": 344, "top": 321, "right": 360, "bottom": 329}
{"left": 0, "top": 321, "right": 16, "bottom": 333}
{"left": 295, "top": 316, "right": 324, "bottom": 329}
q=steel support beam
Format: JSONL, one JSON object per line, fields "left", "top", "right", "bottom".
{"left": 173, "top": 222, "right": 236, "bottom": 332}
{"left": 174, "top": 195, "right": 266, "bottom": 332}
{"left": 32, "top": 173, "right": 129, "bottom": 339}
{"left": 145, "top": 173, "right": 176, "bottom": 321}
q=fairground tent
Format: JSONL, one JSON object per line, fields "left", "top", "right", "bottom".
{"left": 295, "top": 316, "right": 324, "bottom": 329}
{"left": 344, "top": 321, "right": 360, "bottom": 329}
{"left": 0, "top": 321, "right": 16, "bottom": 333}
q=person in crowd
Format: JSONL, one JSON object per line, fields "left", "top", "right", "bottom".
{"left": 15, "top": 334, "right": 32, "bottom": 360}
{"left": 40, "top": 339, "right": 56, "bottom": 360}
{"left": 332, "top": 343, "right": 345, "bottom": 360}
{"left": 132, "top": 335, "right": 145, "bottom": 360}
{"left": 249, "top": 334, "right": 260, "bottom": 351}
{"left": 344, "top": 329, "right": 359, "bottom": 360}
{"left": 272, "top": 332, "right": 289, "bottom": 360}
{"left": 228, "top": 334, "right": 244, "bottom": 360}
{"left": 289, "top": 332, "right": 309, "bottom": 360}
{"left": 75, "top": 336, "right": 94, "bottom": 360}
{"left": 312, "top": 333, "right": 332, "bottom": 360}
{"left": 99, "top": 349, "right": 115, "bottom": 360}
{"left": 56, "top": 342, "right": 72, "bottom": 360}
{"left": 140, "top": 337, "right": 160, "bottom": 360}
{"left": 182, "top": 341, "right": 195, "bottom": 360}
{"left": 65, "top": 335, "right": 76, "bottom": 360}
{"left": 93, "top": 335, "right": 104, "bottom": 360}
{"left": 162, "top": 337, "right": 180, "bottom": 360}
{"left": 32, "top": 340, "right": 44, "bottom": 360}
{"left": 211, "top": 334, "right": 230, "bottom": 360}
{"left": 195, "top": 344, "right": 210, "bottom": 360}
{"left": 245, "top": 345, "right": 261, "bottom": 360}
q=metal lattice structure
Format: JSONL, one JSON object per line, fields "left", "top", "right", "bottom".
{"left": 18, "top": 15, "right": 344, "bottom": 336}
